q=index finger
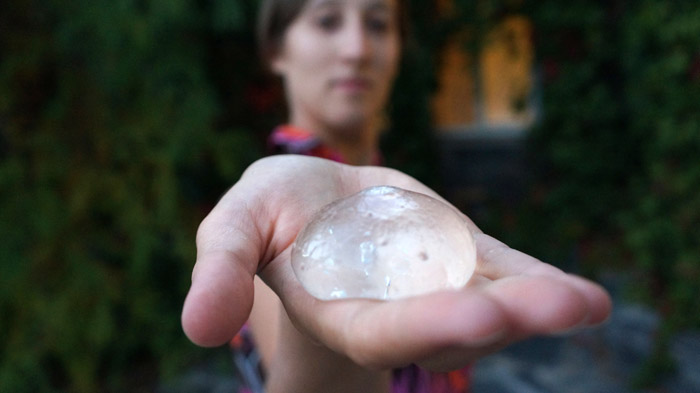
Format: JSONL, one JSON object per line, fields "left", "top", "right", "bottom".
{"left": 475, "top": 233, "right": 612, "bottom": 326}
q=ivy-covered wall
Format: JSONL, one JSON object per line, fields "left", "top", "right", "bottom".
{"left": 0, "top": 0, "right": 446, "bottom": 390}
{"left": 0, "top": 1, "right": 264, "bottom": 391}
{"left": 422, "top": 0, "right": 700, "bottom": 385}
{"left": 1, "top": 0, "right": 699, "bottom": 391}
{"left": 526, "top": 0, "right": 700, "bottom": 329}
{"left": 515, "top": 1, "right": 700, "bottom": 384}
{"left": 621, "top": 2, "right": 700, "bottom": 329}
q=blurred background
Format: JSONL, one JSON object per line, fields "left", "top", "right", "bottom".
{"left": 1, "top": 0, "right": 699, "bottom": 392}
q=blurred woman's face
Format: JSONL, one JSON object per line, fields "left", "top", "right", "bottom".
{"left": 272, "top": 0, "right": 401, "bottom": 135}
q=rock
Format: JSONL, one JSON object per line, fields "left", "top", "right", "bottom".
{"left": 667, "top": 331, "right": 700, "bottom": 392}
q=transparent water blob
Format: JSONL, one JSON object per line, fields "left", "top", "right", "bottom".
{"left": 291, "top": 186, "right": 477, "bottom": 300}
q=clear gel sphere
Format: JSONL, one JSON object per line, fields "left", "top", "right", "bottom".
{"left": 291, "top": 186, "right": 477, "bottom": 300}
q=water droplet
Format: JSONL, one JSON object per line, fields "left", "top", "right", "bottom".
{"left": 291, "top": 186, "right": 476, "bottom": 300}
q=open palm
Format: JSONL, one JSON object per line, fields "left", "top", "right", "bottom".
{"left": 181, "top": 155, "right": 611, "bottom": 372}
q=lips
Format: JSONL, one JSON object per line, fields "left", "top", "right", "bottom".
{"left": 333, "top": 76, "right": 373, "bottom": 93}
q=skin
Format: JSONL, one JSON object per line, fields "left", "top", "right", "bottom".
{"left": 253, "top": 1, "right": 403, "bottom": 385}
{"left": 181, "top": 156, "right": 613, "bottom": 392}
{"left": 181, "top": 1, "right": 612, "bottom": 392}
{"left": 271, "top": 0, "right": 401, "bottom": 165}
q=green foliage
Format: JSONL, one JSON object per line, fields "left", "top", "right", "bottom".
{"left": 621, "top": 2, "right": 700, "bottom": 329}
{"left": 442, "top": 0, "right": 699, "bottom": 385}
{"left": 523, "top": 0, "right": 700, "bottom": 329}
{"left": 3, "top": 0, "right": 698, "bottom": 390}
{"left": 0, "top": 0, "right": 444, "bottom": 390}
{"left": 509, "top": 0, "right": 700, "bottom": 386}
{"left": 0, "top": 0, "right": 261, "bottom": 391}
{"left": 382, "top": 0, "right": 449, "bottom": 185}
{"left": 524, "top": 1, "right": 634, "bottom": 257}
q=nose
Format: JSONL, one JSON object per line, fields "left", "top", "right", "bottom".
{"left": 338, "top": 17, "right": 371, "bottom": 63}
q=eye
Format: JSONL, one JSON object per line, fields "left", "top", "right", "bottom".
{"left": 315, "top": 13, "right": 341, "bottom": 32}
{"left": 366, "top": 18, "right": 388, "bottom": 33}
{"left": 365, "top": 14, "right": 392, "bottom": 35}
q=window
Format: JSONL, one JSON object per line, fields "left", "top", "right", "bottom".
{"left": 432, "top": 16, "right": 537, "bottom": 134}
{"left": 431, "top": 10, "right": 538, "bottom": 213}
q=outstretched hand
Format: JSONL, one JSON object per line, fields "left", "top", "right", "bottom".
{"left": 181, "top": 155, "right": 611, "bottom": 371}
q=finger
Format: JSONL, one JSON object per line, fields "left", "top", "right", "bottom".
{"left": 262, "top": 250, "right": 509, "bottom": 370}
{"left": 414, "top": 275, "right": 607, "bottom": 371}
{"left": 182, "top": 251, "right": 256, "bottom": 347}
{"left": 337, "top": 290, "right": 510, "bottom": 369}
{"left": 482, "top": 275, "right": 591, "bottom": 337}
{"left": 475, "top": 233, "right": 564, "bottom": 279}
{"left": 181, "top": 156, "right": 358, "bottom": 348}
{"left": 181, "top": 195, "right": 264, "bottom": 347}
{"left": 554, "top": 274, "right": 612, "bottom": 326}
{"left": 475, "top": 234, "right": 612, "bottom": 328}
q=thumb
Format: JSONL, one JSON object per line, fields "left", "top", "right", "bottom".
{"left": 181, "top": 250, "right": 256, "bottom": 347}
{"left": 181, "top": 190, "right": 266, "bottom": 347}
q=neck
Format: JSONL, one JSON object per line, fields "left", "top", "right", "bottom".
{"left": 333, "top": 139, "right": 377, "bottom": 166}
{"left": 292, "top": 118, "right": 380, "bottom": 166}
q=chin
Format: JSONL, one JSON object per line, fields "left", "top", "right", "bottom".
{"left": 331, "top": 114, "right": 371, "bottom": 133}
{"left": 332, "top": 106, "right": 377, "bottom": 129}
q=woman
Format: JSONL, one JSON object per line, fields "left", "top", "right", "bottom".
{"left": 248, "top": 0, "right": 472, "bottom": 391}
{"left": 181, "top": 1, "right": 613, "bottom": 392}
{"left": 261, "top": 0, "right": 403, "bottom": 167}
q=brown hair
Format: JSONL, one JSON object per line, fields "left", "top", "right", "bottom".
{"left": 257, "top": 0, "right": 409, "bottom": 69}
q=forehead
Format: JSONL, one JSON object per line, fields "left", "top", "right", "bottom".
{"left": 303, "top": 0, "right": 397, "bottom": 11}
